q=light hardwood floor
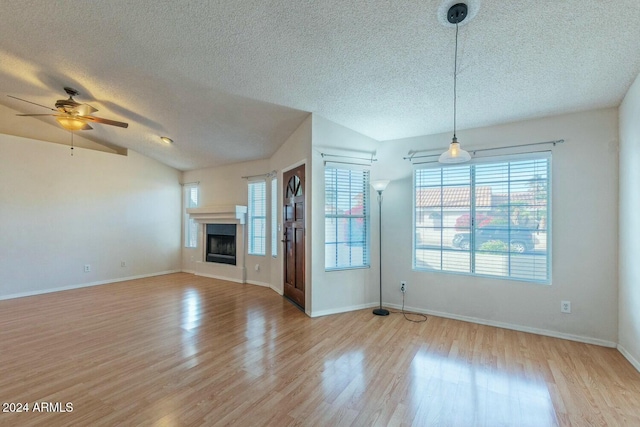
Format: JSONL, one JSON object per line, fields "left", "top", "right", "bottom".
{"left": 1, "top": 273, "right": 639, "bottom": 426}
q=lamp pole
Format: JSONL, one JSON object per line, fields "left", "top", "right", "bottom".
{"left": 371, "top": 180, "right": 390, "bottom": 316}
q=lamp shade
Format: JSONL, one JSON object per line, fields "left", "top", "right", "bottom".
{"left": 56, "top": 116, "right": 91, "bottom": 131}
{"left": 371, "top": 180, "right": 390, "bottom": 192}
{"left": 438, "top": 138, "right": 471, "bottom": 164}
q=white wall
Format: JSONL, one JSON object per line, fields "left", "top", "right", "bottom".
{"left": 376, "top": 108, "right": 619, "bottom": 345}
{"left": 0, "top": 134, "right": 182, "bottom": 299}
{"left": 619, "top": 73, "right": 640, "bottom": 370}
{"left": 310, "top": 115, "right": 380, "bottom": 316}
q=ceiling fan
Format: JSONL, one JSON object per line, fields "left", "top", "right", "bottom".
{"left": 8, "top": 87, "right": 128, "bottom": 131}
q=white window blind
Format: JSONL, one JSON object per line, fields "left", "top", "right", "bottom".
{"left": 248, "top": 180, "right": 266, "bottom": 256}
{"left": 325, "top": 167, "right": 370, "bottom": 270}
{"left": 184, "top": 184, "right": 199, "bottom": 248}
{"left": 271, "top": 178, "right": 278, "bottom": 257}
{"left": 414, "top": 154, "right": 550, "bottom": 283}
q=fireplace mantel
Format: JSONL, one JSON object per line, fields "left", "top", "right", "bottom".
{"left": 187, "top": 205, "right": 248, "bottom": 283}
{"left": 187, "top": 205, "right": 247, "bottom": 224}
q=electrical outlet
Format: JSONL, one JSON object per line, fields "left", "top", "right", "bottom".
{"left": 400, "top": 281, "right": 407, "bottom": 293}
{"left": 561, "top": 300, "right": 571, "bottom": 314}
{"left": 84, "top": 264, "right": 91, "bottom": 273}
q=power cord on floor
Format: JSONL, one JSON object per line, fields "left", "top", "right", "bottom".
{"left": 390, "top": 291, "right": 427, "bottom": 323}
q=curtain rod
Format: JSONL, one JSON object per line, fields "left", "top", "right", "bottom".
{"left": 241, "top": 170, "right": 277, "bottom": 180}
{"left": 411, "top": 149, "right": 553, "bottom": 165}
{"left": 180, "top": 181, "right": 200, "bottom": 186}
{"left": 323, "top": 160, "right": 373, "bottom": 167}
{"left": 320, "top": 153, "right": 377, "bottom": 162}
{"left": 404, "top": 139, "right": 565, "bottom": 161}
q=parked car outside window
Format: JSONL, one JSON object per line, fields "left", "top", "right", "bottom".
{"left": 452, "top": 226, "right": 536, "bottom": 253}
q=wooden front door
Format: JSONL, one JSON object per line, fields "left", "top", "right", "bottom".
{"left": 283, "top": 165, "right": 305, "bottom": 309}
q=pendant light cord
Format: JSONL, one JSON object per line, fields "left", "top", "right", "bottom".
{"left": 453, "top": 22, "right": 459, "bottom": 139}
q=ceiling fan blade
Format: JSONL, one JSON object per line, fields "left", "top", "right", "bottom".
{"left": 76, "top": 103, "right": 98, "bottom": 116}
{"left": 81, "top": 116, "right": 129, "bottom": 128}
{"left": 17, "top": 113, "right": 95, "bottom": 131}
{"left": 16, "top": 113, "right": 57, "bottom": 117}
{"left": 7, "top": 95, "right": 57, "bottom": 111}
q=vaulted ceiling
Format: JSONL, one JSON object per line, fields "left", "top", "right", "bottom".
{"left": 1, "top": 1, "right": 639, "bottom": 170}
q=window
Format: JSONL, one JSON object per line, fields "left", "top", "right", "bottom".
{"left": 271, "top": 178, "right": 278, "bottom": 257}
{"left": 325, "top": 167, "right": 370, "bottom": 270}
{"left": 414, "top": 153, "right": 550, "bottom": 283}
{"left": 248, "top": 180, "right": 266, "bottom": 255}
{"left": 184, "top": 184, "right": 199, "bottom": 248}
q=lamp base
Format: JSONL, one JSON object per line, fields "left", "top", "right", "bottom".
{"left": 373, "top": 308, "right": 390, "bottom": 316}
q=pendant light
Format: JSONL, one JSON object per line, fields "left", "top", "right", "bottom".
{"left": 439, "top": 3, "right": 471, "bottom": 164}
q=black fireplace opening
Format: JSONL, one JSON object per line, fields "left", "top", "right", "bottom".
{"left": 206, "top": 224, "right": 237, "bottom": 265}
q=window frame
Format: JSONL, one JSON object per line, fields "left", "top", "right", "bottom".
{"left": 324, "top": 165, "right": 371, "bottom": 271}
{"left": 184, "top": 184, "right": 199, "bottom": 248}
{"left": 413, "top": 152, "right": 551, "bottom": 284}
{"left": 248, "top": 180, "right": 267, "bottom": 256}
{"left": 271, "top": 177, "right": 278, "bottom": 258}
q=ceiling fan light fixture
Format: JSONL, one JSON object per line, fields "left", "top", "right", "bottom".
{"left": 56, "top": 116, "right": 89, "bottom": 131}
{"left": 11, "top": 87, "right": 128, "bottom": 130}
{"left": 160, "top": 136, "right": 173, "bottom": 144}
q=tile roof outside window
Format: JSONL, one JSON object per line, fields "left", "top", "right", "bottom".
{"left": 416, "top": 186, "right": 492, "bottom": 208}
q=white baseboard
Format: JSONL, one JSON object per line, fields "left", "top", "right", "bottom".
{"left": 618, "top": 344, "right": 640, "bottom": 373}
{"left": 183, "top": 273, "right": 284, "bottom": 295}
{"left": 246, "top": 280, "right": 284, "bottom": 296}
{"left": 246, "top": 280, "right": 285, "bottom": 297}
{"left": 246, "top": 280, "right": 271, "bottom": 288}
{"left": 0, "top": 270, "right": 181, "bottom": 301}
{"left": 311, "top": 302, "right": 378, "bottom": 318}
{"left": 194, "top": 271, "right": 244, "bottom": 284}
{"left": 386, "top": 303, "right": 618, "bottom": 348}
{"left": 270, "top": 285, "right": 283, "bottom": 295}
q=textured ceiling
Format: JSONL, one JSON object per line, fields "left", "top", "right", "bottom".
{"left": 1, "top": 0, "right": 639, "bottom": 171}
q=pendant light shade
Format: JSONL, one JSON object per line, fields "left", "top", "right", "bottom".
{"left": 438, "top": 136, "right": 471, "bottom": 163}
{"left": 439, "top": 3, "right": 471, "bottom": 164}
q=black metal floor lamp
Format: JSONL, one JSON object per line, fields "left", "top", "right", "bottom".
{"left": 371, "top": 180, "right": 390, "bottom": 316}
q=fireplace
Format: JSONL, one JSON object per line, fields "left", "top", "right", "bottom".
{"left": 187, "top": 205, "right": 247, "bottom": 282}
{"left": 206, "top": 224, "right": 236, "bottom": 265}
